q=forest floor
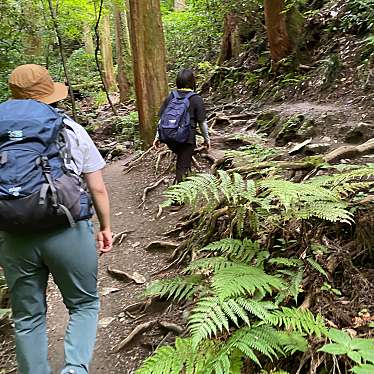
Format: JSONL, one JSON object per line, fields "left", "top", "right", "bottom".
{"left": 0, "top": 97, "right": 373, "bottom": 374}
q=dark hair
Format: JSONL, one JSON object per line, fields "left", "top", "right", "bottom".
{"left": 176, "top": 69, "right": 196, "bottom": 90}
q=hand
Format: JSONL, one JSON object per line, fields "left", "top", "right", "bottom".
{"left": 203, "top": 140, "right": 210, "bottom": 150}
{"left": 96, "top": 229, "right": 113, "bottom": 254}
{"left": 153, "top": 139, "right": 161, "bottom": 149}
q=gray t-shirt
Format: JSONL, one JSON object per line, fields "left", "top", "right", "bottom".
{"left": 63, "top": 116, "right": 106, "bottom": 175}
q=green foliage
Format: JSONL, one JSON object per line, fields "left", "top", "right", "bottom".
{"left": 162, "top": 9, "right": 221, "bottom": 81}
{"left": 266, "top": 307, "right": 327, "bottom": 337}
{"left": 319, "top": 328, "right": 374, "bottom": 369}
{"left": 113, "top": 112, "right": 142, "bottom": 148}
{"left": 145, "top": 275, "right": 202, "bottom": 301}
{"left": 66, "top": 49, "right": 100, "bottom": 95}
{"left": 339, "top": 0, "right": 374, "bottom": 35}
{"left": 225, "top": 144, "right": 279, "bottom": 165}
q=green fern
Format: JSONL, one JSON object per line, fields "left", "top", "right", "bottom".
{"left": 212, "top": 264, "right": 285, "bottom": 299}
{"left": 266, "top": 307, "right": 327, "bottom": 337}
{"left": 186, "top": 257, "right": 239, "bottom": 273}
{"left": 145, "top": 275, "right": 202, "bottom": 302}
{"left": 307, "top": 257, "right": 328, "bottom": 279}
{"left": 201, "top": 238, "right": 261, "bottom": 264}
{"left": 268, "top": 257, "right": 304, "bottom": 267}
{"left": 276, "top": 331, "right": 308, "bottom": 354}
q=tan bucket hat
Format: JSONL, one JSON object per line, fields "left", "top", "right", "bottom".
{"left": 8, "top": 64, "right": 68, "bottom": 104}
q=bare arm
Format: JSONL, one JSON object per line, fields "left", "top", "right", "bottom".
{"left": 84, "top": 170, "right": 112, "bottom": 253}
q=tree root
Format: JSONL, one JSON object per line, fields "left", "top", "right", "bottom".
{"left": 112, "top": 320, "right": 157, "bottom": 352}
{"left": 112, "top": 319, "right": 184, "bottom": 352}
{"left": 123, "top": 146, "right": 155, "bottom": 174}
{"left": 112, "top": 230, "right": 135, "bottom": 245}
{"left": 145, "top": 240, "right": 179, "bottom": 251}
{"left": 138, "top": 177, "right": 168, "bottom": 208}
{"left": 155, "top": 150, "right": 172, "bottom": 174}
{"left": 324, "top": 138, "right": 374, "bottom": 163}
{"left": 107, "top": 266, "right": 146, "bottom": 284}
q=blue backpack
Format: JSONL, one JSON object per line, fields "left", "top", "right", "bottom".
{"left": 158, "top": 90, "right": 197, "bottom": 144}
{"left": 0, "top": 99, "right": 92, "bottom": 232}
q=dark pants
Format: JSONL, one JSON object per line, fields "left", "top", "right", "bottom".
{"left": 167, "top": 142, "right": 195, "bottom": 183}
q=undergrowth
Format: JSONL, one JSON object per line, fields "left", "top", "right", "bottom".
{"left": 136, "top": 160, "right": 374, "bottom": 373}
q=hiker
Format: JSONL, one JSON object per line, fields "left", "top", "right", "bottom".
{"left": 153, "top": 69, "right": 210, "bottom": 183}
{"left": 0, "top": 64, "right": 112, "bottom": 374}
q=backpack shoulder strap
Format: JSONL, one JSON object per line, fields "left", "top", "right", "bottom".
{"left": 172, "top": 90, "right": 181, "bottom": 99}
{"left": 185, "top": 91, "right": 197, "bottom": 100}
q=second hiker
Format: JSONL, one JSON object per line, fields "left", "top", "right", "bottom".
{"left": 153, "top": 69, "right": 210, "bottom": 183}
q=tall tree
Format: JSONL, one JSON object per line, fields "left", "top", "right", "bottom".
{"left": 100, "top": 13, "right": 116, "bottom": 91}
{"left": 264, "top": 0, "right": 303, "bottom": 69}
{"left": 113, "top": 1, "right": 130, "bottom": 103}
{"left": 128, "top": 0, "right": 168, "bottom": 148}
{"left": 217, "top": 12, "right": 241, "bottom": 65}
{"left": 83, "top": 23, "right": 95, "bottom": 54}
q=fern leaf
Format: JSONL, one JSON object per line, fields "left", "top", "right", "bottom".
{"left": 212, "top": 264, "right": 285, "bottom": 299}
{"left": 188, "top": 296, "right": 252, "bottom": 347}
{"left": 307, "top": 258, "right": 328, "bottom": 278}
{"left": 145, "top": 275, "right": 202, "bottom": 302}
{"left": 269, "top": 257, "right": 304, "bottom": 267}
{"left": 266, "top": 307, "right": 327, "bottom": 337}
{"left": 186, "top": 257, "right": 238, "bottom": 273}
{"left": 276, "top": 331, "right": 308, "bottom": 354}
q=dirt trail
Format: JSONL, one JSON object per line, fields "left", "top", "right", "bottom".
{"left": 46, "top": 160, "right": 181, "bottom": 374}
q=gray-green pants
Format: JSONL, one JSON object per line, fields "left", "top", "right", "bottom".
{"left": 0, "top": 220, "right": 99, "bottom": 374}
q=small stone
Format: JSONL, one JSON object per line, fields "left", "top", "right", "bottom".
{"left": 305, "top": 143, "right": 331, "bottom": 154}
{"left": 98, "top": 317, "right": 115, "bottom": 328}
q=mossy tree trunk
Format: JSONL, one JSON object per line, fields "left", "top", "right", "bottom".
{"left": 100, "top": 14, "right": 116, "bottom": 91}
{"left": 113, "top": 2, "right": 130, "bottom": 102}
{"left": 264, "top": 0, "right": 303, "bottom": 69}
{"left": 128, "top": 0, "right": 168, "bottom": 148}
{"left": 217, "top": 12, "right": 241, "bottom": 65}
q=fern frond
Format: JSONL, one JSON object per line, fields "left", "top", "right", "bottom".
{"left": 269, "top": 257, "right": 304, "bottom": 267}
{"left": 145, "top": 275, "right": 202, "bottom": 302}
{"left": 135, "top": 344, "right": 184, "bottom": 374}
{"left": 201, "top": 238, "right": 261, "bottom": 264}
{"left": 212, "top": 264, "right": 285, "bottom": 299}
{"left": 227, "top": 325, "right": 284, "bottom": 364}
{"left": 188, "top": 296, "right": 250, "bottom": 347}
{"left": 307, "top": 257, "right": 328, "bottom": 278}
{"left": 161, "top": 173, "right": 219, "bottom": 208}
{"left": 186, "top": 257, "right": 238, "bottom": 273}
{"left": 260, "top": 178, "right": 340, "bottom": 211}
{"left": 266, "top": 307, "right": 327, "bottom": 337}
{"left": 295, "top": 201, "right": 353, "bottom": 223}
{"left": 276, "top": 331, "right": 308, "bottom": 354}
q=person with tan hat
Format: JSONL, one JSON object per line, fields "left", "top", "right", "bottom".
{"left": 0, "top": 64, "right": 112, "bottom": 374}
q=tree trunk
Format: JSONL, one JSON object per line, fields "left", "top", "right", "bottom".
{"left": 83, "top": 23, "right": 94, "bottom": 54}
{"left": 174, "top": 0, "right": 186, "bottom": 11}
{"left": 217, "top": 13, "right": 241, "bottom": 65}
{"left": 128, "top": 0, "right": 168, "bottom": 148}
{"left": 264, "top": 0, "right": 303, "bottom": 68}
{"left": 100, "top": 14, "right": 116, "bottom": 91}
{"left": 113, "top": 2, "right": 130, "bottom": 102}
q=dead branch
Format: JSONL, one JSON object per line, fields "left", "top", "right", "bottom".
{"left": 112, "top": 320, "right": 157, "bottom": 352}
{"left": 145, "top": 240, "right": 179, "bottom": 251}
{"left": 138, "top": 177, "right": 168, "bottom": 208}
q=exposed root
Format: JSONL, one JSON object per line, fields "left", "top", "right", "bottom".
{"left": 113, "top": 230, "right": 134, "bottom": 245}
{"left": 123, "top": 146, "right": 155, "bottom": 174}
{"left": 155, "top": 150, "right": 171, "bottom": 174}
{"left": 138, "top": 177, "right": 168, "bottom": 208}
{"left": 158, "top": 321, "right": 184, "bottom": 335}
{"left": 107, "top": 267, "right": 146, "bottom": 284}
{"left": 145, "top": 240, "right": 179, "bottom": 251}
{"left": 324, "top": 138, "right": 374, "bottom": 163}
{"left": 112, "top": 320, "right": 157, "bottom": 352}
